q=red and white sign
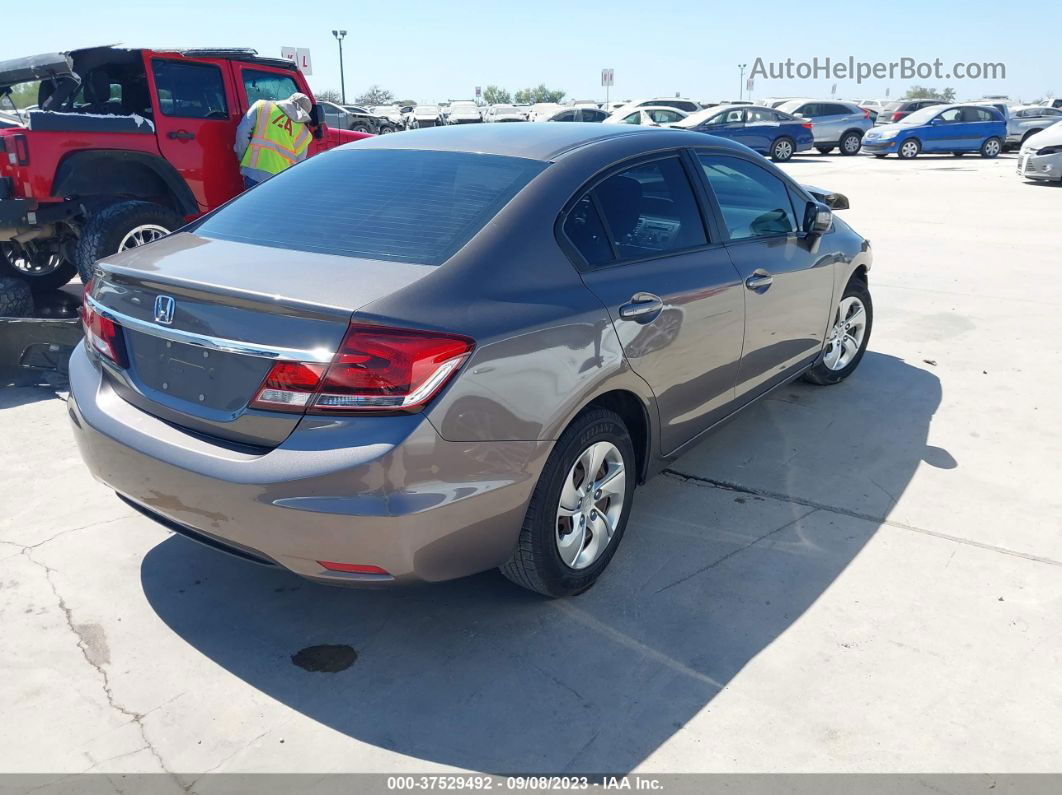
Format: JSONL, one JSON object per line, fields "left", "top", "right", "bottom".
{"left": 280, "top": 47, "right": 313, "bottom": 75}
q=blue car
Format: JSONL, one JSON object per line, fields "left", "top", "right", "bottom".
{"left": 671, "top": 104, "right": 814, "bottom": 162}
{"left": 861, "top": 103, "right": 1007, "bottom": 159}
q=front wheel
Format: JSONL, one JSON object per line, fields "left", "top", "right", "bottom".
{"left": 804, "top": 279, "right": 873, "bottom": 386}
{"left": 770, "top": 137, "right": 795, "bottom": 162}
{"left": 980, "top": 137, "right": 1002, "bottom": 158}
{"left": 75, "top": 201, "right": 183, "bottom": 283}
{"left": 839, "top": 131, "right": 863, "bottom": 156}
{"left": 897, "top": 138, "right": 921, "bottom": 159}
{"left": 500, "top": 408, "right": 635, "bottom": 597}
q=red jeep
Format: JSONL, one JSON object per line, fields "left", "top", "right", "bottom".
{"left": 0, "top": 46, "right": 369, "bottom": 294}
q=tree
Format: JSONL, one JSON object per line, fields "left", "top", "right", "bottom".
{"left": 514, "top": 84, "right": 566, "bottom": 104}
{"left": 355, "top": 85, "right": 395, "bottom": 107}
{"left": 904, "top": 85, "right": 956, "bottom": 102}
{"left": 482, "top": 85, "right": 512, "bottom": 105}
{"left": 314, "top": 88, "right": 341, "bottom": 103}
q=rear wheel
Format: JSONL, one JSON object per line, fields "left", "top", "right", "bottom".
{"left": 839, "top": 131, "right": 863, "bottom": 155}
{"left": 897, "top": 138, "right": 921, "bottom": 159}
{"left": 353, "top": 124, "right": 370, "bottom": 133}
{"left": 75, "top": 201, "right": 183, "bottom": 283}
{"left": 0, "top": 242, "right": 78, "bottom": 291}
{"left": 980, "top": 137, "right": 1002, "bottom": 158}
{"left": 770, "top": 137, "right": 795, "bottom": 162}
{"left": 500, "top": 408, "right": 635, "bottom": 597}
{"left": 804, "top": 279, "right": 873, "bottom": 386}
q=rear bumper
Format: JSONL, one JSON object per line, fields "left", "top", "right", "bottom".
{"left": 67, "top": 343, "right": 551, "bottom": 586}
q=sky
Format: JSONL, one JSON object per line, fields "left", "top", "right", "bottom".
{"left": 11, "top": 0, "right": 1058, "bottom": 104}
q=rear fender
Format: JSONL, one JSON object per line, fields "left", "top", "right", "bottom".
{"left": 52, "top": 151, "right": 198, "bottom": 216}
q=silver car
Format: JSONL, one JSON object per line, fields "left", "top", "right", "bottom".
{"left": 1006, "top": 105, "right": 1062, "bottom": 149}
{"left": 776, "top": 99, "right": 873, "bottom": 155}
{"left": 70, "top": 124, "right": 873, "bottom": 597}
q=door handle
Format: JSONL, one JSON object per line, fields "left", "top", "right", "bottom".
{"left": 618, "top": 292, "right": 664, "bottom": 322}
{"left": 167, "top": 130, "right": 195, "bottom": 141}
{"left": 745, "top": 272, "right": 774, "bottom": 291}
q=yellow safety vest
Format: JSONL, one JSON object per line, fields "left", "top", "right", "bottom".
{"left": 240, "top": 100, "right": 312, "bottom": 175}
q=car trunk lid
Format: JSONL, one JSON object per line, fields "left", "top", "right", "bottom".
{"left": 91, "top": 232, "right": 436, "bottom": 447}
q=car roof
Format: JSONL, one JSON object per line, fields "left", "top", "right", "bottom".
{"left": 338, "top": 122, "right": 748, "bottom": 162}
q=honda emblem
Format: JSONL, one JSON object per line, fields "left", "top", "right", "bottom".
{"left": 153, "top": 295, "right": 175, "bottom": 325}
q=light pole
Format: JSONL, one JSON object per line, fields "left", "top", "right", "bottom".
{"left": 332, "top": 29, "right": 348, "bottom": 104}
{"left": 738, "top": 63, "right": 747, "bottom": 102}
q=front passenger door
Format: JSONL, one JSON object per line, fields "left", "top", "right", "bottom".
{"left": 696, "top": 152, "right": 834, "bottom": 401}
{"left": 562, "top": 154, "right": 745, "bottom": 453}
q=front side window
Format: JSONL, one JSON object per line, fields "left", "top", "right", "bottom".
{"left": 195, "top": 150, "right": 544, "bottom": 265}
{"left": 698, "top": 154, "right": 797, "bottom": 241}
{"left": 937, "top": 107, "right": 963, "bottom": 123}
{"left": 152, "top": 60, "right": 228, "bottom": 119}
{"left": 583, "top": 157, "right": 708, "bottom": 263}
{"left": 242, "top": 69, "right": 299, "bottom": 105}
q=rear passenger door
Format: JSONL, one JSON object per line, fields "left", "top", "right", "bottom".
{"left": 147, "top": 55, "right": 243, "bottom": 210}
{"left": 560, "top": 153, "right": 745, "bottom": 453}
{"left": 742, "top": 106, "right": 782, "bottom": 152}
{"left": 695, "top": 151, "right": 834, "bottom": 401}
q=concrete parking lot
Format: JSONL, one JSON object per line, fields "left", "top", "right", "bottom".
{"left": 1, "top": 151, "right": 1060, "bottom": 780}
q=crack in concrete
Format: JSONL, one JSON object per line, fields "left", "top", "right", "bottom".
{"left": 652, "top": 507, "right": 819, "bottom": 596}
{"left": 663, "top": 469, "right": 1062, "bottom": 568}
{"left": 21, "top": 547, "right": 184, "bottom": 787}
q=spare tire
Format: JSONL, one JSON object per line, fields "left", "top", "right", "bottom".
{"left": 0, "top": 243, "right": 78, "bottom": 292}
{"left": 75, "top": 201, "right": 184, "bottom": 283}
{"left": 0, "top": 275, "right": 33, "bottom": 318}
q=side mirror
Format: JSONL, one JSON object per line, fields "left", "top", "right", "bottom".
{"left": 804, "top": 201, "right": 833, "bottom": 236}
{"left": 930, "top": 117, "right": 944, "bottom": 125}
{"left": 792, "top": 112, "right": 804, "bottom": 118}
{"left": 308, "top": 104, "right": 325, "bottom": 138}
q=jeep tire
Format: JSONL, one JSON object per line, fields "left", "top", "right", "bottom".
{"left": 0, "top": 275, "right": 33, "bottom": 318}
{"left": 75, "top": 201, "right": 184, "bottom": 283}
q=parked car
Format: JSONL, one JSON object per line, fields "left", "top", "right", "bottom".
{"left": 406, "top": 104, "right": 443, "bottom": 129}
{"left": 605, "top": 106, "right": 689, "bottom": 126}
{"left": 342, "top": 105, "right": 388, "bottom": 133}
{"left": 527, "top": 102, "right": 565, "bottom": 121}
{"left": 0, "top": 46, "right": 368, "bottom": 291}
{"left": 861, "top": 103, "right": 1006, "bottom": 159}
{"left": 876, "top": 99, "right": 944, "bottom": 125}
{"left": 609, "top": 97, "right": 702, "bottom": 116}
{"left": 446, "top": 100, "right": 482, "bottom": 124}
{"left": 756, "top": 97, "right": 796, "bottom": 108}
{"left": 483, "top": 104, "right": 526, "bottom": 123}
{"left": 1042, "top": 99, "right": 1062, "bottom": 110}
{"left": 1017, "top": 123, "right": 1062, "bottom": 183}
{"left": 672, "top": 104, "right": 814, "bottom": 162}
{"left": 775, "top": 100, "right": 873, "bottom": 155}
{"left": 541, "top": 107, "right": 609, "bottom": 123}
{"left": 318, "top": 100, "right": 378, "bottom": 134}
{"left": 999, "top": 105, "right": 1062, "bottom": 149}
{"left": 371, "top": 105, "right": 408, "bottom": 131}
{"left": 71, "top": 123, "right": 872, "bottom": 597}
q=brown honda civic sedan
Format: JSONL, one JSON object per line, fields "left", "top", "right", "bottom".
{"left": 70, "top": 123, "right": 872, "bottom": 597}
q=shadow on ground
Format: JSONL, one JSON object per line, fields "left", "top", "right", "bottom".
{"left": 141, "top": 352, "right": 942, "bottom": 774}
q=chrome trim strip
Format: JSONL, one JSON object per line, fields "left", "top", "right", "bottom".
{"left": 86, "top": 295, "right": 335, "bottom": 363}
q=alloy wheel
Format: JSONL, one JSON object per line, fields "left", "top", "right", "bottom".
{"left": 118, "top": 224, "right": 170, "bottom": 251}
{"left": 900, "top": 140, "right": 919, "bottom": 159}
{"left": 983, "top": 139, "right": 1001, "bottom": 157}
{"left": 2, "top": 246, "right": 64, "bottom": 277}
{"left": 823, "top": 295, "right": 868, "bottom": 371}
{"left": 843, "top": 134, "right": 861, "bottom": 153}
{"left": 774, "top": 140, "right": 793, "bottom": 160}
{"left": 555, "top": 441, "right": 626, "bottom": 570}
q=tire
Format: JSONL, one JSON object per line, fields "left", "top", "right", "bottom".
{"left": 897, "top": 138, "right": 921, "bottom": 159}
{"left": 1020, "top": 129, "right": 1042, "bottom": 146}
{"left": 353, "top": 124, "right": 370, "bottom": 133}
{"left": 0, "top": 243, "right": 78, "bottom": 292}
{"left": 0, "top": 275, "right": 33, "bottom": 318}
{"left": 378, "top": 125, "right": 394, "bottom": 134}
{"left": 804, "top": 278, "right": 873, "bottom": 386}
{"left": 75, "top": 201, "right": 183, "bottom": 283}
{"left": 770, "top": 137, "right": 795, "bottom": 162}
{"left": 500, "top": 408, "right": 636, "bottom": 597}
{"left": 839, "top": 131, "right": 863, "bottom": 156}
{"left": 980, "top": 137, "right": 1002, "bottom": 159}
{"left": 816, "top": 146, "right": 834, "bottom": 154}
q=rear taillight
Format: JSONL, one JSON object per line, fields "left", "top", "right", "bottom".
{"left": 12, "top": 133, "right": 29, "bottom": 166}
{"left": 862, "top": 108, "right": 871, "bottom": 119}
{"left": 82, "top": 292, "right": 128, "bottom": 367}
{"left": 250, "top": 324, "right": 474, "bottom": 414}
{"left": 891, "top": 111, "right": 903, "bottom": 121}
{"left": 802, "top": 122, "right": 813, "bottom": 129}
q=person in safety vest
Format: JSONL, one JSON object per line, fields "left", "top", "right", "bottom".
{"left": 234, "top": 93, "right": 314, "bottom": 189}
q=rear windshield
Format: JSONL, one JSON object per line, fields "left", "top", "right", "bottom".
{"left": 881, "top": 102, "right": 902, "bottom": 111}
{"left": 195, "top": 149, "right": 545, "bottom": 265}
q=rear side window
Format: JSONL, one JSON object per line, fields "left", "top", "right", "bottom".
{"left": 195, "top": 149, "right": 545, "bottom": 265}
{"left": 581, "top": 157, "right": 708, "bottom": 264}
{"left": 152, "top": 60, "right": 228, "bottom": 119}
{"left": 698, "top": 154, "right": 797, "bottom": 240}
{"left": 242, "top": 69, "right": 299, "bottom": 104}
{"left": 562, "top": 195, "right": 612, "bottom": 266}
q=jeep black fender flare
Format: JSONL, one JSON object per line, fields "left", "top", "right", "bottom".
{"left": 51, "top": 151, "right": 199, "bottom": 217}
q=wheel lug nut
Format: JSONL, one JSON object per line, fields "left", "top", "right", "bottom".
{"left": 595, "top": 490, "right": 602, "bottom": 499}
